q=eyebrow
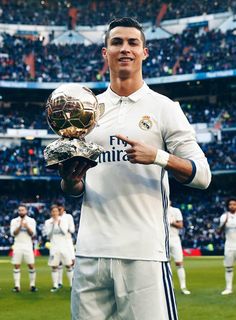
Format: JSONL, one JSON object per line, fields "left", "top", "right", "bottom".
{"left": 110, "top": 37, "right": 140, "bottom": 42}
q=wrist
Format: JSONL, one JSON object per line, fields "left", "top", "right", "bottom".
{"left": 154, "top": 149, "right": 170, "bottom": 168}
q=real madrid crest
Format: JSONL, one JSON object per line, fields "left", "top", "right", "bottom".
{"left": 139, "top": 115, "right": 153, "bottom": 131}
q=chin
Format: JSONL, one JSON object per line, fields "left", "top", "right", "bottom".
{"left": 118, "top": 69, "right": 131, "bottom": 79}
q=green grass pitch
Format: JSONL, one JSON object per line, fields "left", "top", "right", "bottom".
{"left": 1, "top": 256, "right": 236, "bottom": 319}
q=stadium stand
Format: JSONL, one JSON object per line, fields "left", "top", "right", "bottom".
{"left": 0, "top": 187, "right": 233, "bottom": 254}
{"left": 0, "top": 103, "right": 47, "bottom": 132}
{"left": 0, "top": 0, "right": 234, "bottom": 26}
{"left": 170, "top": 185, "right": 234, "bottom": 253}
{"left": 0, "top": 100, "right": 235, "bottom": 133}
{"left": 0, "top": 194, "right": 82, "bottom": 251}
{"left": 0, "top": 0, "right": 235, "bottom": 258}
{"left": 0, "top": 132, "right": 235, "bottom": 177}
{"left": 1, "top": 29, "right": 236, "bottom": 82}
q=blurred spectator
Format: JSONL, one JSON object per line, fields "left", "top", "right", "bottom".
{"left": 0, "top": 103, "right": 47, "bottom": 132}
{"left": 0, "top": 130, "right": 235, "bottom": 177}
{"left": 1, "top": 29, "right": 236, "bottom": 83}
{"left": 0, "top": 194, "right": 82, "bottom": 250}
{"left": 172, "top": 188, "right": 233, "bottom": 252}
{"left": 181, "top": 101, "right": 236, "bottom": 126}
{"left": 201, "top": 132, "right": 236, "bottom": 171}
{"left": 0, "top": 98, "right": 235, "bottom": 134}
{"left": 0, "top": 189, "right": 233, "bottom": 253}
{"left": 0, "top": 0, "right": 233, "bottom": 26}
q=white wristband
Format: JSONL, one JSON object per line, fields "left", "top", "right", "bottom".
{"left": 154, "top": 149, "right": 170, "bottom": 168}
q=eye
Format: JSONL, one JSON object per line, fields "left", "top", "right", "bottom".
{"left": 111, "top": 39, "right": 122, "bottom": 46}
{"left": 129, "top": 40, "right": 140, "bottom": 46}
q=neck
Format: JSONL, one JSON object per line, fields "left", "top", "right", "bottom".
{"left": 110, "top": 74, "right": 143, "bottom": 97}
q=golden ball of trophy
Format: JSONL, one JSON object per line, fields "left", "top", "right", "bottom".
{"left": 44, "top": 84, "right": 104, "bottom": 169}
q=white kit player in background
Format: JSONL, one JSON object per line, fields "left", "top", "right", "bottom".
{"left": 218, "top": 197, "right": 236, "bottom": 295}
{"left": 44, "top": 205, "right": 74, "bottom": 292}
{"left": 10, "top": 204, "right": 37, "bottom": 293}
{"left": 56, "top": 199, "right": 75, "bottom": 289}
{"left": 168, "top": 204, "right": 191, "bottom": 295}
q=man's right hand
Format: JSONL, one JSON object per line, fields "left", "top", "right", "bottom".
{"left": 20, "top": 218, "right": 26, "bottom": 227}
{"left": 58, "top": 158, "right": 92, "bottom": 195}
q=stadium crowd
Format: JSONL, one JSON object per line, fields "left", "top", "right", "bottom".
{"left": 0, "top": 0, "right": 234, "bottom": 26}
{"left": 0, "top": 189, "right": 231, "bottom": 253}
{"left": 201, "top": 132, "right": 236, "bottom": 171}
{"left": 1, "top": 28, "right": 236, "bottom": 82}
{"left": 0, "top": 100, "right": 235, "bottom": 132}
{"left": 0, "top": 104, "right": 48, "bottom": 132}
{"left": 0, "top": 142, "right": 48, "bottom": 176}
{"left": 0, "top": 0, "right": 235, "bottom": 264}
{"left": 182, "top": 102, "right": 236, "bottom": 127}
{"left": 173, "top": 188, "right": 234, "bottom": 252}
{"left": 0, "top": 98, "right": 235, "bottom": 176}
{"left": 0, "top": 131, "right": 235, "bottom": 175}
{"left": 143, "top": 29, "right": 236, "bottom": 78}
{"left": 0, "top": 195, "right": 82, "bottom": 251}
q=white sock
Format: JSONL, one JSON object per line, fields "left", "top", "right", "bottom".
{"left": 51, "top": 269, "right": 59, "bottom": 288}
{"left": 13, "top": 269, "right": 21, "bottom": 288}
{"left": 66, "top": 267, "right": 74, "bottom": 287}
{"left": 58, "top": 264, "right": 63, "bottom": 285}
{"left": 177, "top": 266, "right": 186, "bottom": 289}
{"left": 225, "top": 267, "right": 233, "bottom": 290}
{"left": 29, "top": 269, "right": 36, "bottom": 287}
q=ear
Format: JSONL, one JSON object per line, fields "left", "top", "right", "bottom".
{"left": 102, "top": 47, "right": 107, "bottom": 60}
{"left": 143, "top": 47, "right": 149, "bottom": 60}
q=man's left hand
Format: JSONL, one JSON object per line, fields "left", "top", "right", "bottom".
{"left": 116, "top": 134, "right": 157, "bottom": 165}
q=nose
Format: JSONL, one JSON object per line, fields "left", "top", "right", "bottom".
{"left": 120, "top": 41, "right": 130, "bottom": 53}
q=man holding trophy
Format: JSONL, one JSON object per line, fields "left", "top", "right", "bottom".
{"left": 45, "top": 17, "right": 211, "bottom": 320}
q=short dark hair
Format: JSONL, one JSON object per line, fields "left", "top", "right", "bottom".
{"left": 226, "top": 197, "right": 236, "bottom": 208}
{"left": 18, "top": 204, "right": 27, "bottom": 210}
{"left": 104, "top": 17, "right": 146, "bottom": 47}
{"left": 56, "top": 199, "right": 65, "bottom": 207}
{"left": 50, "top": 204, "right": 59, "bottom": 211}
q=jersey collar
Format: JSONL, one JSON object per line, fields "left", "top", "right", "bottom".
{"left": 107, "top": 82, "right": 150, "bottom": 104}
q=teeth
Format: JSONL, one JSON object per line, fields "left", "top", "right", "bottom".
{"left": 120, "top": 58, "right": 132, "bottom": 61}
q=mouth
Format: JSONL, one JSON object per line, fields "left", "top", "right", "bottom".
{"left": 118, "top": 57, "right": 134, "bottom": 62}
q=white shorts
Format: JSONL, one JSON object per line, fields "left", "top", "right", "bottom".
{"left": 170, "top": 237, "right": 183, "bottom": 263}
{"left": 12, "top": 248, "right": 35, "bottom": 265}
{"left": 69, "top": 241, "right": 76, "bottom": 260}
{"left": 224, "top": 249, "right": 236, "bottom": 267}
{"left": 48, "top": 249, "right": 72, "bottom": 267}
{"left": 71, "top": 257, "right": 178, "bottom": 320}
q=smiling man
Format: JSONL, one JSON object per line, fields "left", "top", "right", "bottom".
{"left": 59, "top": 17, "right": 211, "bottom": 320}
{"left": 102, "top": 21, "right": 148, "bottom": 82}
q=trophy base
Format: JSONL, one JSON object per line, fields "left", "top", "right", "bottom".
{"left": 44, "top": 138, "right": 104, "bottom": 169}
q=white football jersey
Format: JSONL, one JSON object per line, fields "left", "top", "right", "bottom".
{"left": 10, "top": 216, "right": 36, "bottom": 250}
{"left": 44, "top": 218, "right": 70, "bottom": 252}
{"left": 168, "top": 206, "right": 183, "bottom": 239}
{"left": 61, "top": 212, "right": 75, "bottom": 258}
{"left": 220, "top": 212, "right": 236, "bottom": 250}
{"left": 76, "top": 82, "right": 211, "bottom": 261}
